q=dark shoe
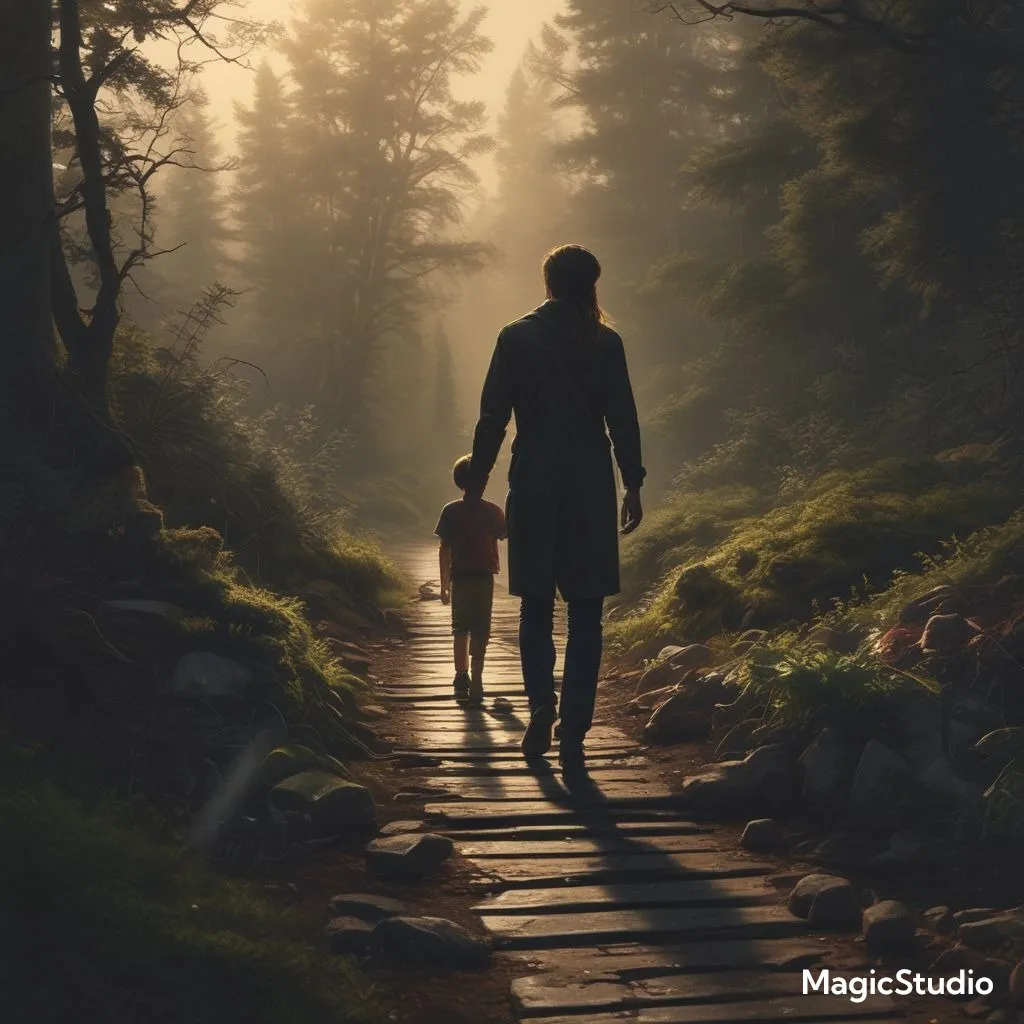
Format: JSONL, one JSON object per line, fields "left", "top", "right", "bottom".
{"left": 558, "top": 739, "right": 586, "bottom": 777}
{"left": 453, "top": 671, "right": 470, "bottom": 701}
{"left": 467, "top": 678, "right": 484, "bottom": 706}
{"left": 521, "top": 702, "right": 557, "bottom": 759}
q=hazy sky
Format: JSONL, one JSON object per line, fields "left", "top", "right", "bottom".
{"left": 196, "top": 0, "right": 566, "bottom": 190}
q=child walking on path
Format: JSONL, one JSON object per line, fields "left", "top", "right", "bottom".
{"left": 435, "top": 455, "right": 507, "bottom": 705}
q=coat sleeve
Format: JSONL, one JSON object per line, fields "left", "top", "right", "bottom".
{"left": 470, "top": 330, "right": 513, "bottom": 482}
{"left": 603, "top": 331, "right": 646, "bottom": 491}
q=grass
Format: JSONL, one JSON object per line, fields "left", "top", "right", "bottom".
{"left": 611, "top": 457, "right": 1024, "bottom": 651}
{"left": 0, "top": 740, "right": 382, "bottom": 1024}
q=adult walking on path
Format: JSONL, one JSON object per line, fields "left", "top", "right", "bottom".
{"left": 467, "top": 244, "right": 646, "bottom": 776}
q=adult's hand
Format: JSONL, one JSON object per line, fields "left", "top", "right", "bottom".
{"left": 620, "top": 489, "right": 643, "bottom": 535}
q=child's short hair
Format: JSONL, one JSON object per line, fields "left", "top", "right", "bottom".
{"left": 453, "top": 454, "right": 474, "bottom": 491}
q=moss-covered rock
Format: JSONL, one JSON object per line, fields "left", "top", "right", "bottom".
{"left": 262, "top": 744, "right": 352, "bottom": 788}
{"left": 269, "top": 771, "right": 375, "bottom": 835}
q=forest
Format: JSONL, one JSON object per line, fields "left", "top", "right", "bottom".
{"left": 4, "top": 0, "right": 1024, "bottom": 1021}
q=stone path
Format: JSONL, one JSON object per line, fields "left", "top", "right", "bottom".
{"left": 379, "top": 545, "right": 902, "bottom": 1023}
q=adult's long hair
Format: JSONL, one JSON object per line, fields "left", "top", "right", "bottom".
{"left": 542, "top": 244, "right": 609, "bottom": 353}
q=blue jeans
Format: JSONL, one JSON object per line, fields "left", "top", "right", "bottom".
{"left": 519, "top": 593, "right": 603, "bottom": 742}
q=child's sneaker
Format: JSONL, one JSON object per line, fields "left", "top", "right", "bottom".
{"left": 453, "top": 671, "right": 470, "bottom": 701}
{"left": 467, "top": 677, "right": 484, "bottom": 706}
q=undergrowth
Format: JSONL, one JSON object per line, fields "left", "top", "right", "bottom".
{"left": 0, "top": 739, "right": 382, "bottom": 1024}
{"left": 611, "top": 456, "right": 1024, "bottom": 651}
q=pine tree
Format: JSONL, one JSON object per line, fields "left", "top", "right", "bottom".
{"left": 156, "top": 89, "right": 230, "bottom": 314}
{"left": 270, "top": 0, "right": 493, "bottom": 444}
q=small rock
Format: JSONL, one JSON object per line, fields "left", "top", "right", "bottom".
{"left": 1009, "top": 961, "right": 1024, "bottom": 1005}
{"left": 379, "top": 820, "right": 424, "bottom": 836}
{"left": 370, "top": 916, "right": 488, "bottom": 969}
{"left": 917, "top": 757, "right": 984, "bottom": 806}
{"left": 643, "top": 694, "right": 711, "bottom": 745}
{"left": 262, "top": 744, "right": 352, "bottom": 788}
{"left": 931, "top": 944, "right": 1012, "bottom": 990}
{"left": 656, "top": 644, "right": 688, "bottom": 662}
{"left": 740, "top": 818, "right": 786, "bottom": 853}
{"left": 171, "top": 651, "right": 253, "bottom": 699}
{"left": 955, "top": 908, "right": 999, "bottom": 928}
{"left": 849, "top": 740, "right": 912, "bottom": 815}
{"left": 920, "top": 613, "right": 979, "bottom": 653}
{"left": 327, "top": 893, "right": 409, "bottom": 922}
{"left": 862, "top": 900, "right": 917, "bottom": 953}
{"left": 964, "top": 998, "right": 994, "bottom": 1019}
{"left": 324, "top": 915, "right": 374, "bottom": 955}
{"left": 959, "top": 911, "right": 1024, "bottom": 953}
{"left": 269, "top": 771, "right": 376, "bottom": 836}
{"left": 800, "top": 727, "right": 857, "bottom": 803}
{"left": 634, "top": 661, "right": 691, "bottom": 696}
{"left": 680, "top": 743, "right": 794, "bottom": 810}
{"left": 365, "top": 833, "right": 454, "bottom": 878}
{"left": 788, "top": 874, "right": 860, "bottom": 928}
{"left": 922, "top": 906, "right": 955, "bottom": 936}
{"left": 897, "top": 585, "right": 960, "bottom": 626}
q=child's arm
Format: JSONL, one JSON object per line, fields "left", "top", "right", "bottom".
{"left": 439, "top": 542, "right": 452, "bottom": 604}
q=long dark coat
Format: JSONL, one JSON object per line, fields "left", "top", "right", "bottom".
{"left": 469, "top": 300, "right": 645, "bottom": 601}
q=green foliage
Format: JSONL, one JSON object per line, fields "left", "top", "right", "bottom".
{"left": 111, "top": 315, "right": 402, "bottom": 602}
{"left": 611, "top": 457, "right": 1024, "bottom": 650}
{"left": 738, "top": 643, "right": 912, "bottom": 729}
{"left": 0, "top": 741, "right": 381, "bottom": 1024}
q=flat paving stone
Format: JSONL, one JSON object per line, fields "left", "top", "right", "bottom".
{"left": 474, "top": 877, "right": 776, "bottom": 914}
{"left": 482, "top": 903, "right": 809, "bottom": 949}
{"left": 502, "top": 938, "right": 828, "bottom": 978}
{"left": 512, "top": 968, "right": 859, "bottom": 1017}
{"left": 466, "top": 852, "right": 775, "bottom": 887}
{"left": 438, "top": 820, "right": 712, "bottom": 841}
{"left": 426, "top": 801, "right": 689, "bottom": 827}
{"left": 524, "top": 993, "right": 900, "bottom": 1023}
{"left": 455, "top": 834, "right": 725, "bottom": 858}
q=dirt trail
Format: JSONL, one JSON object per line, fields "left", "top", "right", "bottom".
{"left": 365, "top": 543, "right": 958, "bottom": 1024}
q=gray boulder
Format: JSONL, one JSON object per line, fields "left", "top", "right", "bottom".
{"left": 954, "top": 908, "right": 999, "bottom": 928}
{"left": 1009, "top": 962, "right": 1024, "bottom": 1006}
{"left": 920, "top": 613, "right": 979, "bottom": 653}
{"left": 922, "top": 906, "right": 955, "bottom": 936}
{"left": 680, "top": 743, "right": 794, "bottom": 810}
{"left": 269, "top": 771, "right": 375, "bottom": 835}
{"left": 365, "top": 833, "right": 454, "bottom": 878}
{"left": 370, "top": 916, "right": 489, "bottom": 969}
{"left": 958, "top": 910, "right": 1024, "bottom": 953}
{"left": 917, "top": 757, "right": 984, "bottom": 806}
{"left": 849, "top": 740, "right": 912, "bottom": 815}
{"left": 740, "top": 818, "right": 785, "bottom": 853}
{"left": 863, "top": 900, "right": 917, "bottom": 953}
{"left": 800, "top": 727, "right": 857, "bottom": 803}
{"left": 788, "top": 874, "right": 861, "bottom": 928}
{"left": 635, "top": 644, "right": 714, "bottom": 696}
{"left": 171, "top": 651, "right": 253, "bottom": 699}
{"left": 643, "top": 693, "right": 711, "bottom": 745}
{"left": 379, "top": 819, "right": 424, "bottom": 836}
{"left": 324, "top": 916, "right": 375, "bottom": 955}
{"left": 327, "top": 893, "right": 409, "bottom": 922}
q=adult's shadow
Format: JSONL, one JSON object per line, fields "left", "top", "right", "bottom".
{"left": 509, "top": 762, "right": 786, "bottom": 959}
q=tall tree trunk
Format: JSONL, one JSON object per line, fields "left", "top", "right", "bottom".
{"left": 0, "top": 0, "right": 59, "bottom": 419}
